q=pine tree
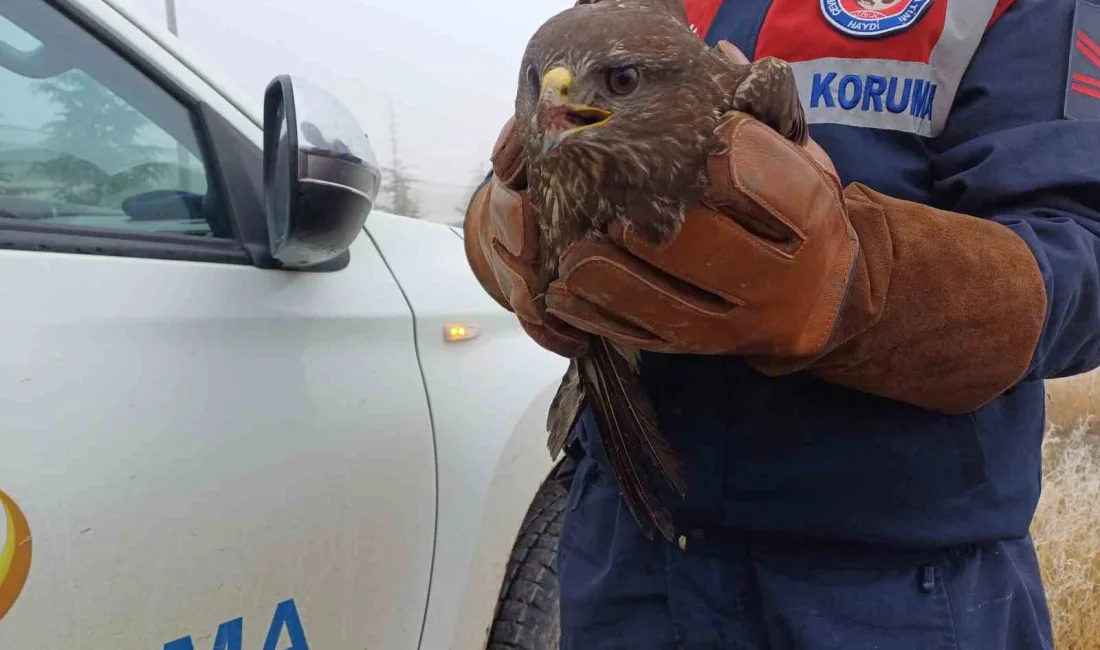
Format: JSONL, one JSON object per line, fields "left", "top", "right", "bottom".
{"left": 377, "top": 102, "right": 424, "bottom": 218}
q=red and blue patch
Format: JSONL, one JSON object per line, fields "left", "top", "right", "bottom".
{"left": 820, "top": 0, "right": 936, "bottom": 38}
{"left": 1065, "top": 0, "right": 1100, "bottom": 120}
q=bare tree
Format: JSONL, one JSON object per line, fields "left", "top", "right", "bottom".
{"left": 377, "top": 102, "right": 424, "bottom": 218}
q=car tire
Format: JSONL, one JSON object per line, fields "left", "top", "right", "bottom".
{"left": 486, "top": 475, "right": 567, "bottom": 650}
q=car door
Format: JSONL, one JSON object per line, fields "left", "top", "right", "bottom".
{"left": 0, "top": 2, "right": 435, "bottom": 648}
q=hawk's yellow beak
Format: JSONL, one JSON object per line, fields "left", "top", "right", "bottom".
{"left": 538, "top": 66, "right": 611, "bottom": 152}
{"left": 541, "top": 67, "right": 574, "bottom": 98}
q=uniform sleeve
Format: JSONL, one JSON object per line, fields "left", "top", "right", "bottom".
{"left": 929, "top": 0, "right": 1100, "bottom": 380}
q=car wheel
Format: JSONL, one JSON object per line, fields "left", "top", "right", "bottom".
{"left": 486, "top": 476, "right": 567, "bottom": 649}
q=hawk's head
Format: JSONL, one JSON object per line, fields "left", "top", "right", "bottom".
{"left": 517, "top": 0, "right": 709, "bottom": 151}
{"left": 513, "top": 0, "right": 737, "bottom": 228}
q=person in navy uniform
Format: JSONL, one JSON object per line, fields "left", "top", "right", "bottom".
{"left": 463, "top": 0, "right": 1100, "bottom": 647}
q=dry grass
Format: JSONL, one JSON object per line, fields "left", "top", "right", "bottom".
{"left": 1046, "top": 370, "right": 1100, "bottom": 432}
{"left": 1033, "top": 370, "right": 1100, "bottom": 649}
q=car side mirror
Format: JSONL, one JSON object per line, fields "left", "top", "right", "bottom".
{"left": 262, "top": 75, "right": 381, "bottom": 268}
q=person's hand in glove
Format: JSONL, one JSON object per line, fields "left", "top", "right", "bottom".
{"left": 463, "top": 117, "right": 589, "bottom": 359}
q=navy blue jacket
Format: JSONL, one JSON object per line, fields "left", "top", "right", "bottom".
{"left": 571, "top": 0, "right": 1100, "bottom": 550}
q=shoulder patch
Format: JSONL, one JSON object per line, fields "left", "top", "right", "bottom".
{"left": 820, "top": 0, "right": 935, "bottom": 39}
{"left": 757, "top": 0, "right": 998, "bottom": 137}
{"left": 1065, "top": 0, "right": 1100, "bottom": 120}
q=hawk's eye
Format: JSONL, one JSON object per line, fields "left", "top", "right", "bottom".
{"left": 607, "top": 66, "right": 640, "bottom": 95}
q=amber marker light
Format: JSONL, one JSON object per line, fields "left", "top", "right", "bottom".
{"left": 444, "top": 322, "right": 481, "bottom": 342}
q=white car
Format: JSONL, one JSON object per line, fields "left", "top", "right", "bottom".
{"left": 0, "top": 0, "right": 572, "bottom": 648}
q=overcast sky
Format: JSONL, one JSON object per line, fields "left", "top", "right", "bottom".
{"left": 115, "top": 0, "right": 572, "bottom": 198}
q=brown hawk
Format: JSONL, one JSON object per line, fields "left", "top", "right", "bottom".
{"left": 515, "top": 0, "right": 808, "bottom": 541}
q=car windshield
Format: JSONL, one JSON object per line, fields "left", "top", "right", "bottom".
{"left": 0, "top": 3, "right": 222, "bottom": 237}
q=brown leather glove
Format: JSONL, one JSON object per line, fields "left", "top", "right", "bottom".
{"left": 539, "top": 111, "right": 1048, "bottom": 414}
{"left": 463, "top": 118, "right": 588, "bottom": 357}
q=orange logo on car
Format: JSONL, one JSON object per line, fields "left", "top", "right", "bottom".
{"left": 0, "top": 490, "right": 31, "bottom": 624}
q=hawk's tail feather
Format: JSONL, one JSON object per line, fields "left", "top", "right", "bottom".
{"left": 578, "top": 337, "right": 684, "bottom": 542}
{"left": 547, "top": 359, "right": 585, "bottom": 459}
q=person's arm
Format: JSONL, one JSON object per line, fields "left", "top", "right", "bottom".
{"left": 778, "top": 0, "right": 1100, "bottom": 407}
{"left": 541, "top": 113, "right": 1049, "bottom": 414}
{"left": 773, "top": 0, "right": 1100, "bottom": 409}
{"left": 926, "top": 0, "right": 1100, "bottom": 381}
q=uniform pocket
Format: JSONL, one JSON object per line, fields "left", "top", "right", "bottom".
{"left": 558, "top": 454, "right": 617, "bottom": 568}
{"left": 752, "top": 558, "right": 959, "bottom": 650}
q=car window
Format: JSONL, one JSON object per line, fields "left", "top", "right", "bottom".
{"left": 0, "top": 2, "right": 231, "bottom": 239}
